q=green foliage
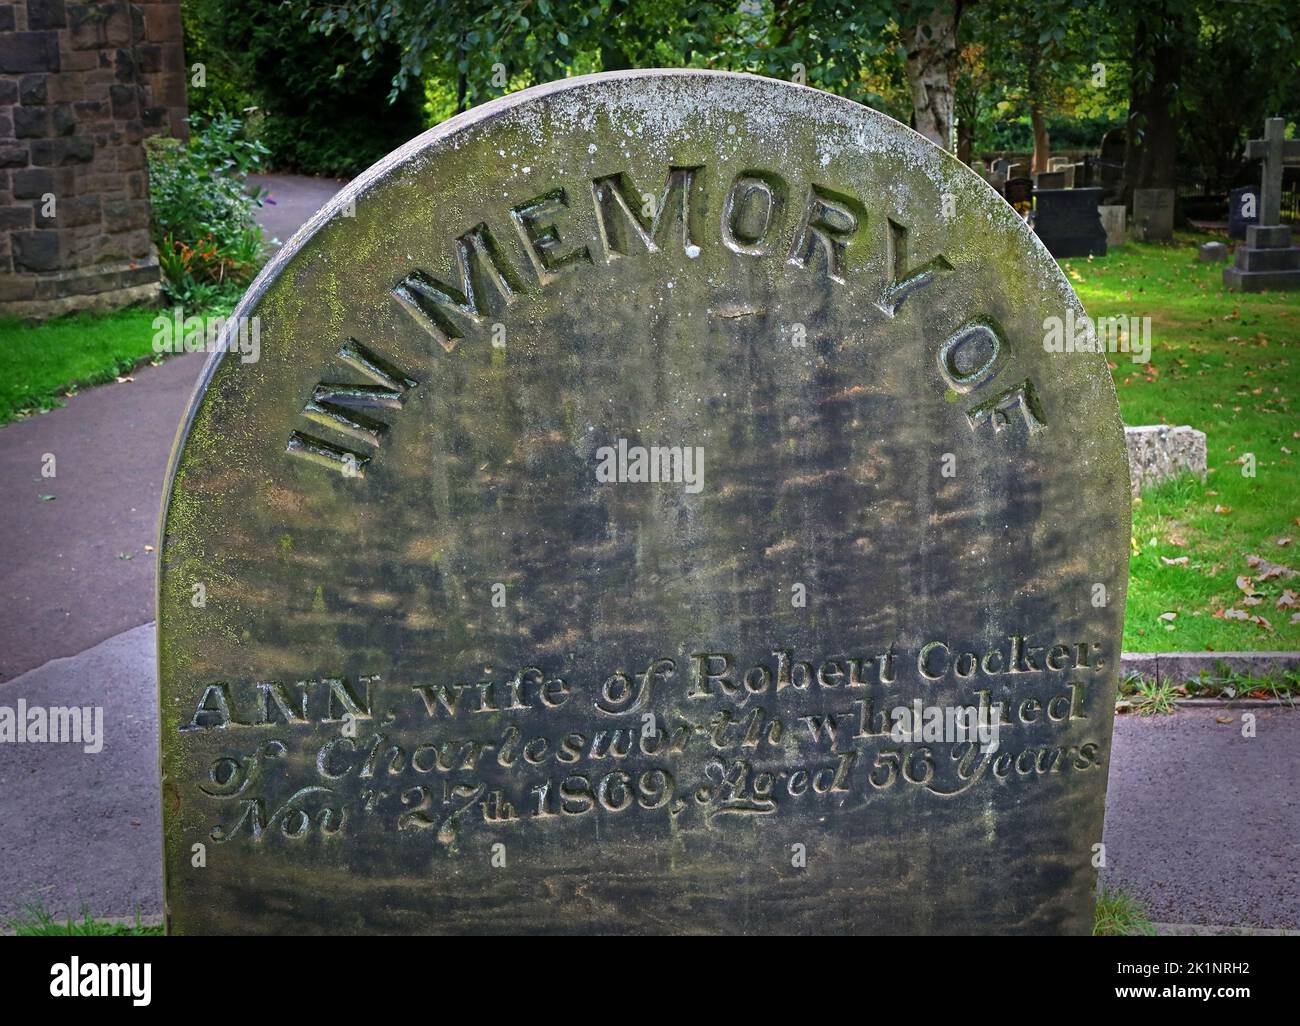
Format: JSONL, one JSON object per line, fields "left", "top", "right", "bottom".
{"left": 1094, "top": 886, "right": 1157, "bottom": 936}
{"left": 146, "top": 113, "right": 267, "bottom": 308}
{"left": 1130, "top": 678, "right": 1179, "bottom": 716}
{"left": 7, "top": 903, "right": 163, "bottom": 936}
{"left": 298, "top": 0, "right": 911, "bottom": 120}
{"left": 980, "top": 114, "right": 1122, "bottom": 154}
{"left": 1188, "top": 665, "right": 1300, "bottom": 702}
{"left": 188, "top": 0, "right": 426, "bottom": 177}
{"left": 1177, "top": 2, "right": 1300, "bottom": 191}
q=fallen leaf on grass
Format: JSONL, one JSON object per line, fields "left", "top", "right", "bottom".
{"left": 1246, "top": 554, "right": 1296, "bottom": 580}
{"left": 1216, "top": 607, "right": 1274, "bottom": 630}
{"left": 1214, "top": 504, "right": 1232, "bottom": 514}
{"left": 1277, "top": 589, "right": 1298, "bottom": 609}
{"left": 1161, "top": 556, "right": 1190, "bottom": 565}
{"left": 1157, "top": 611, "right": 1177, "bottom": 622}
{"left": 1278, "top": 537, "right": 1293, "bottom": 546}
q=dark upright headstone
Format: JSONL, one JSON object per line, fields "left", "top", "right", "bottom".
{"left": 1229, "top": 186, "right": 1258, "bottom": 240}
{"left": 1034, "top": 188, "right": 1107, "bottom": 258}
{"left": 1034, "top": 171, "right": 1066, "bottom": 190}
{"left": 1004, "top": 175, "right": 1034, "bottom": 216}
{"left": 158, "top": 70, "right": 1130, "bottom": 936}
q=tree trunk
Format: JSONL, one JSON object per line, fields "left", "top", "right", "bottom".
{"left": 1123, "top": 5, "right": 1185, "bottom": 204}
{"left": 957, "top": 116, "right": 974, "bottom": 164}
{"left": 903, "top": 2, "right": 963, "bottom": 150}
{"left": 1031, "top": 104, "right": 1050, "bottom": 173}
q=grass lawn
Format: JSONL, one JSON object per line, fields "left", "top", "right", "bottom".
{"left": 0, "top": 306, "right": 164, "bottom": 425}
{"left": 1065, "top": 232, "right": 1299, "bottom": 653}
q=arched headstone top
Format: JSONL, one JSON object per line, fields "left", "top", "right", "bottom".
{"left": 159, "top": 70, "right": 1129, "bottom": 935}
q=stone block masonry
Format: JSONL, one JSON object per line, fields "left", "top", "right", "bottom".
{"left": 0, "top": 0, "right": 187, "bottom": 320}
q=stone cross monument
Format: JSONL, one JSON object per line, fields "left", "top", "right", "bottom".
{"left": 1224, "top": 116, "right": 1300, "bottom": 292}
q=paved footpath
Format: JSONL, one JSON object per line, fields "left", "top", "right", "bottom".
{"left": 0, "top": 174, "right": 346, "bottom": 684}
{"left": 2, "top": 174, "right": 1297, "bottom": 930}
{"left": 247, "top": 173, "right": 347, "bottom": 251}
{"left": 0, "top": 352, "right": 206, "bottom": 682}
{"left": 1102, "top": 704, "right": 1300, "bottom": 930}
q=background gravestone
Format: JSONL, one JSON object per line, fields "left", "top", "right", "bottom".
{"left": 1004, "top": 175, "right": 1034, "bottom": 216}
{"left": 1132, "top": 188, "right": 1175, "bottom": 241}
{"left": 158, "top": 70, "right": 1129, "bottom": 935}
{"left": 1098, "top": 205, "right": 1126, "bottom": 248}
{"left": 1034, "top": 188, "right": 1107, "bottom": 258}
{"left": 1229, "top": 186, "right": 1258, "bottom": 240}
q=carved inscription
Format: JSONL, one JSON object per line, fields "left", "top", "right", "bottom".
{"left": 286, "top": 341, "right": 417, "bottom": 477}
{"left": 284, "top": 162, "right": 1047, "bottom": 478}
{"left": 183, "top": 634, "right": 1109, "bottom": 848}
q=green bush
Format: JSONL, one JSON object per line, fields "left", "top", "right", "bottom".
{"left": 146, "top": 113, "right": 268, "bottom": 308}
{"left": 185, "top": 0, "right": 426, "bottom": 178}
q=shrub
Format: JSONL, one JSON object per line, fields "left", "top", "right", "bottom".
{"left": 146, "top": 113, "right": 269, "bottom": 308}
{"left": 185, "top": 0, "right": 426, "bottom": 178}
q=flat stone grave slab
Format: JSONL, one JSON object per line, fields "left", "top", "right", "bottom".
{"left": 158, "top": 70, "right": 1130, "bottom": 935}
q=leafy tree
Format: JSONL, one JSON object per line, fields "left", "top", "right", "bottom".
{"left": 964, "top": 0, "right": 1102, "bottom": 170}
{"left": 1176, "top": 1, "right": 1300, "bottom": 193}
{"left": 187, "top": 0, "right": 426, "bottom": 177}
{"left": 303, "top": 1, "right": 959, "bottom": 145}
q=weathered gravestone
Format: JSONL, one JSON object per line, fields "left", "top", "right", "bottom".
{"left": 1098, "top": 205, "right": 1126, "bottom": 247}
{"left": 1004, "top": 175, "right": 1034, "bottom": 217}
{"left": 1132, "top": 188, "right": 1175, "bottom": 241}
{"left": 1228, "top": 186, "right": 1258, "bottom": 240}
{"left": 1034, "top": 188, "right": 1107, "bottom": 258}
{"left": 158, "top": 71, "right": 1129, "bottom": 936}
{"left": 1034, "top": 171, "right": 1066, "bottom": 190}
